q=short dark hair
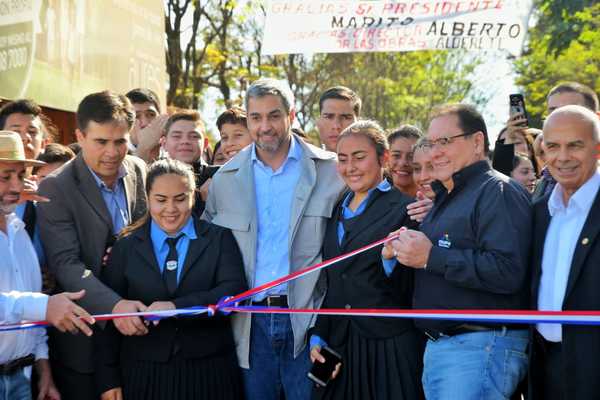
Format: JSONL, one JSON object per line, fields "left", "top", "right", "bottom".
{"left": 77, "top": 91, "right": 135, "bottom": 132}
{"left": 319, "top": 86, "right": 362, "bottom": 117}
{"left": 164, "top": 110, "right": 204, "bottom": 136}
{"left": 0, "top": 99, "right": 42, "bottom": 130}
{"left": 547, "top": 82, "right": 599, "bottom": 112}
{"left": 387, "top": 124, "right": 423, "bottom": 145}
{"left": 216, "top": 107, "right": 247, "bottom": 131}
{"left": 33, "top": 143, "right": 75, "bottom": 174}
{"left": 36, "top": 143, "right": 75, "bottom": 164}
{"left": 68, "top": 142, "right": 82, "bottom": 155}
{"left": 429, "top": 103, "right": 490, "bottom": 153}
{"left": 211, "top": 140, "right": 222, "bottom": 164}
{"left": 125, "top": 88, "right": 161, "bottom": 113}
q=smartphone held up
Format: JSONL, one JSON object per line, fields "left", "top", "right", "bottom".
{"left": 509, "top": 94, "right": 529, "bottom": 127}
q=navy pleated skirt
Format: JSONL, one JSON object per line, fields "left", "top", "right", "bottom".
{"left": 313, "top": 328, "right": 425, "bottom": 400}
{"left": 121, "top": 351, "right": 244, "bottom": 400}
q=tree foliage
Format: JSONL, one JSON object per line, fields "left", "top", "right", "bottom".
{"left": 536, "top": 0, "right": 596, "bottom": 54}
{"left": 514, "top": 2, "right": 600, "bottom": 127}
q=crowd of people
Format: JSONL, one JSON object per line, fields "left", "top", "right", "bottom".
{"left": 0, "top": 77, "right": 599, "bottom": 400}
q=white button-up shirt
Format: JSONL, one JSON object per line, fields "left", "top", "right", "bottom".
{"left": 0, "top": 213, "right": 48, "bottom": 364}
{"left": 0, "top": 291, "right": 48, "bottom": 324}
{"left": 537, "top": 172, "right": 600, "bottom": 342}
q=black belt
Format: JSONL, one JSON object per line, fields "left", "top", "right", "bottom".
{"left": 0, "top": 354, "right": 34, "bottom": 375}
{"left": 424, "top": 324, "right": 524, "bottom": 341}
{"left": 252, "top": 295, "right": 288, "bottom": 307}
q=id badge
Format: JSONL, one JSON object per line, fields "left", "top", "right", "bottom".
{"left": 438, "top": 233, "right": 451, "bottom": 248}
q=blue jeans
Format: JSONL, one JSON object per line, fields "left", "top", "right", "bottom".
{"left": 0, "top": 369, "right": 31, "bottom": 400}
{"left": 422, "top": 328, "right": 529, "bottom": 400}
{"left": 242, "top": 314, "right": 312, "bottom": 400}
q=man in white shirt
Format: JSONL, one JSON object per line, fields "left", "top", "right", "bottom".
{"left": 0, "top": 131, "right": 93, "bottom": 400}
{"left": 530, "top": 105, "right": 600, "bottom": 400}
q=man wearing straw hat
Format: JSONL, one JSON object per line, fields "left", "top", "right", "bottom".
{"left": 0, "top": 131, "right": 94, "bottom": 400}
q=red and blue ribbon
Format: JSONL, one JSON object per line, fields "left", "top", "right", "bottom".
{"left": 3, "top": 228, "right": 600, "bottom": 331}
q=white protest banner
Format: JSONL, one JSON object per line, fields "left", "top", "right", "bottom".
{"left": 262, "top": 0, "right": 534, "bottom": 55}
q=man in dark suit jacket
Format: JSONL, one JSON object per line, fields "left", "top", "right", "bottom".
{"left": 530, "top": 105, "right": 600, "bottom": 400}
{"left": 37, "top": 91, "right": 148, "bottom": 400}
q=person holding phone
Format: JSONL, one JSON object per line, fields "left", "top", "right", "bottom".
{"left": 309, "top": 120, "right": 424, "bottom": 400}
{"left": 95, "top": 158, "right": 246, "bottom": 400}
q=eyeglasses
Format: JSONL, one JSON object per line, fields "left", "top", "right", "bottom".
{"left": 422, "top": 132, "right": 475, "bottom": 150}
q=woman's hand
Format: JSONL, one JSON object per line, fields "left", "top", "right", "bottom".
{"left": 101, "top": 388, "right": 123, "bottom": 400}
{"left": 145, "top": 301, "right": 176, "bottom": 326}
{"left": 146, "top": 301, "right": 176, "bottom": 312}
{"left": 504, "top": 113, "right": 528, "bottom": 144}
{"left": 407, "top": 192, "right": 433, "bottom": 223}
{"left": 310, "top": 345, "right": 341, "bottom": 381}
{"left": 382, "top": 229, "right": 404, "bottom": 260}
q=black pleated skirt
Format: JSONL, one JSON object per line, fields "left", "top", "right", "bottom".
{"left": 121, "top": 351, "right": 244, "bottom": 400}
{"left": 313, "top": 328, "right": 425, "bottom": 400}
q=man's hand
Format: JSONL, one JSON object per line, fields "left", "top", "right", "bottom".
{"left": 135, "top": 115, "right": 169, "bottom": 163}
{"left": 18, "top": 178, "right": 50, "bottom": 204}
{"left": 35, "top": 359, "right": 61, "bottom": 400}
{"left": 101, "top": 388, "right": 123, "bottom": 400}
{"left": 112, "top": 300, "right": 148, "bottom": 336}
{"left": 46, "top": 290, "right": 95, "bottom": 336}
{"left": 310, "top": 346, "right": 341, "bottom": 383}
{"left": 391, "top": 229, "right": 432, "bottom": 269}
{"left": 407, "top": 191, "right": 433, "bottom": 223}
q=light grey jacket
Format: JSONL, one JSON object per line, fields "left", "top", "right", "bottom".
{"left": 202, "top": 138, "right": 345, "bottom": 368}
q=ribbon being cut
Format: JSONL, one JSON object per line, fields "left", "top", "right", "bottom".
{"left": 3, "top": 230, "right": 600, "bottom": 332}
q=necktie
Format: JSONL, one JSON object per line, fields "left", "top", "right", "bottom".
{"left": 163, "top": 234, "right": 184, "bottom": 296}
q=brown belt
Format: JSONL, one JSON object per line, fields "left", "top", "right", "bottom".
{"left": 0, "top": 354, "right": 35, "bottom": 375}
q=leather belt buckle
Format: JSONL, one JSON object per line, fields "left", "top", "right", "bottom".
{"left": 253, "top": 295, "right": 288, "bottom": 307}
{"left": 266, "top": 295, "right": 287, "bottom": 307}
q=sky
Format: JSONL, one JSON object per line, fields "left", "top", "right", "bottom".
{"left": 470, "top": 53, "right": 519, "bottom": 146}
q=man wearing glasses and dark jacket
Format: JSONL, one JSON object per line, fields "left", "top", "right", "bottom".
{"left": 385, "top": 104, "right": 532, "bottom": 400}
